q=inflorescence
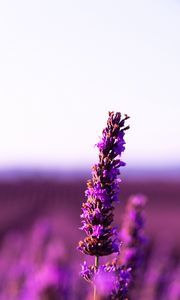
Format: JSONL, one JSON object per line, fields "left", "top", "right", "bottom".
{"left": 78, "top": 111, "right": 130, "bottom": 299}
{"left": 119, "top": 194, "right": 147, "bottom": 271}
{"left": 78, "top": 112, "right": 130, "bottom": 257}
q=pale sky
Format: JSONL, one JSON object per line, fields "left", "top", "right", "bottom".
{"left": 0, "top": 0, "right": 179, "bottom": 169}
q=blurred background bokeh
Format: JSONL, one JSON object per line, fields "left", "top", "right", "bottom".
{"left": 0, "top": 1, "right": 179, "bottom": 299}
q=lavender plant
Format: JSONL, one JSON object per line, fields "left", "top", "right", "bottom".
{"left": 117, "top": 194, "right": 148, "bottom": 299}
{"left": 78, "top": 112, "right": 130, "bottom": 299}
{"left": 119, "top": 194, "right": 147, "bottom": 272}
{"left": 154, "top": 247, "right": 180, "bottom": 300}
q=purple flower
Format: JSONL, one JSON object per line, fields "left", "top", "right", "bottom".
{"left": 80, "top": 261, "right": 95, "bottom": 282}
{"left": 92, "top": 225, "right": 104, "bottom": 238}
{"left": 80, "top": 261, "right": 131, "bottom": 299}
{"left": 78, "top": 112, "right": 130, "bottom": 257}
{"left": 119, "top": 194, "right": 148, "bottom": 272}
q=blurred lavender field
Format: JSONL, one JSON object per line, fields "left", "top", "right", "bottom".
{"left": 0, "top": 170, "right": 179, "bottom": 299}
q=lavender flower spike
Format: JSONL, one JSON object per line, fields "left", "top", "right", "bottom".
{"left": 80, "top": 261, "right": 131, "bottom": 300}
{"left": 119, "top": 194, "right": 147, "bottom": 271}
{"left": 78, "top": 112, "right": 130, "bottom": 257}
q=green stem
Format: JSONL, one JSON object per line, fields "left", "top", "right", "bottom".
{"left": 94, "top": 256, "right": 99, "bottom": 300}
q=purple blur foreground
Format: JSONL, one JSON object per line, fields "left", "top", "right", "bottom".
{"left": 0, "top": 173, "right": 179, "bottom": 299}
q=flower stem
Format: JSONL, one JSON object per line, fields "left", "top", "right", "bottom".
{"left": 94, "top": 256, "right": 99, "bottom": 300}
